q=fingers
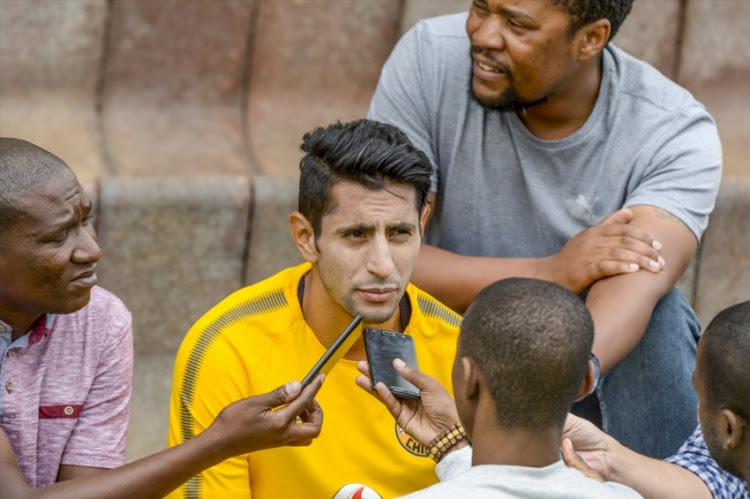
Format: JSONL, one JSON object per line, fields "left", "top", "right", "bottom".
{"left": 278, "top": 373, "right": 325, "bottom": 418}
{"left": 392, "top": 358, "right": 435, "bottom": 390}
{"left": 598, "top": 207, "right": 633, "bottom": 226}
{"left": 561, "top": 439, "right": 604, "bottom": 482}
{"left": 356, "top": 360, "right": 370, "bottom": 377}
{"left": 293, "top": 400, "right": 324, "bottom": 439}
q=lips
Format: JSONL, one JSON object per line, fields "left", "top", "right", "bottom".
{"left": 473, "top": 57, "right": 508, "bottom": 81}
{"left": 71, "top": 268, "right": 98, "bottom": 288}
{"left": 358, "top": 287, "right": 398, "bottom": 303}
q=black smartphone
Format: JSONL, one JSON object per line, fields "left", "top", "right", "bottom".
{"left": 300, "top": 315, "right": 363, "bottom": 389}
{"left": 363, "top": 327, "right": 420, "bottom": 399}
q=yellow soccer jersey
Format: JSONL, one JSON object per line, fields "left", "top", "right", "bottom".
{"left": 167, "top": 262, "right": 461, "bottom": 499}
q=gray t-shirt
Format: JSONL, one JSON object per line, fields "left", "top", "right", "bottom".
{"left": 368, "top": 12, "right": 722, "bottom": 258}
{"left": 398, "top": 446, "right": 642, "bottom": 498}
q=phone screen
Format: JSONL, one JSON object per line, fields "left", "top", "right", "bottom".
{"left": 363, "top": 327, "right": 420, "bottom": 399}
{"left": 300, "top": 315, "right": 363, "bottom": 388}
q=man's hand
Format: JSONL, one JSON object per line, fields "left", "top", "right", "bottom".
{"left": 561, "top": 413, "right": 612, "bottom": 479}
{"left": 562, "top": 438, "right": 605, "bottom": 482}
{"left": 206, "top": 374, "right": 324, "bottom": 458}
{"left": 355, "top": 359, "right": 459, "bottom": 447}
{"left": 547, "top": 208, "right": 665, "bottom": 294}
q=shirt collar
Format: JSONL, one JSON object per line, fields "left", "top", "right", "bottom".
{"left": 0, "top": 315, "right": 56, "bottom": 345}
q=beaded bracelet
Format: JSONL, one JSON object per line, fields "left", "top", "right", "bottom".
{"left": 427, "top": 422, "right": 466, "bottom": 463}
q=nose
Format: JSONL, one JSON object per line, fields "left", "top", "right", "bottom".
{"left": 365, "top": 235, "right": 395, "bottom": 278}
{"left": 469, "top": 13, "right": 506, "bottom": 51}
{"left": 72, "top": 225, "right": 102, "bottom": 265}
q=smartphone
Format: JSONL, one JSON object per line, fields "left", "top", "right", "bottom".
{"left": 300, "top": 315, "right": 363, "bottom": 389}
{"left": 363, "top": 327, "right": 420, "bottom": 399}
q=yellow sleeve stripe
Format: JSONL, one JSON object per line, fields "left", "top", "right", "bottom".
{"left": 416, "top": 294, "right": 462, "bottom": 328}
{"left": 179, "top": 288, "right": 288, "bottom": 438}
{"left": 176, "top": 288, "right": 288, "bottom": 498}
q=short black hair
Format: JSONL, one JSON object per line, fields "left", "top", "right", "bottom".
{"left": 459, "top": 278, "right": 594, "bottom": 430}
{"left": 298, "top": 119, "right": 433, "bottom": 237}
{"left": 0, "top": 138, "right": 70, "bottom": 238}
{"left": 550, "top": 0, "right": 633, "bottom": 40}
{"left": 701, "top": 301, "right": 750, "bottom": 421}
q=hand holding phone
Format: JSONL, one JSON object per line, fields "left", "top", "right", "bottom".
{"left": 300, "top": 315, "right": 363, "bottom": 389}
{"left": 363, "top": 327, "right": 420, "bottom": 399}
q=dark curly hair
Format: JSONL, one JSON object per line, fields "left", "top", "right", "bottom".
{"left": 298, "top": 119, "right": 433, "bottom": 237}
{"left": 551, "top": 0, "right": 634, "bottom": 40}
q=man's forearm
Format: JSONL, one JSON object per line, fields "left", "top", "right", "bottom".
{"left": 412, "top": 244, "right": 551, "bottom": 312}
{"left": 29, "top": 430, "right": 227, "bottom": 499}
{"left": 606, "top": 437, "right": 712, "bottom": 499}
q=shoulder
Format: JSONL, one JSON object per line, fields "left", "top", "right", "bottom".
{"left": 411, "top": 11, "right": 469, "bottom": 38}
{"left": 176, "top": 264, "right": 307, "bottom": 359}
{"left": 406, "top": 284, "right": 462, "bottom": 348}
{"left": 396, "top": 12, "right": 470, "bottom": 57}
{"left": 605, "top": 45, "right": 712, "bottom": 120}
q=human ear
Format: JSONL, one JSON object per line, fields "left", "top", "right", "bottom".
{"left": 575, "top": 19, "right": 611, "bottom": 61}
{"left": 419, "top": 203, "right": 431, "bottom": 235}
{"left": 573, "top": 357, "right": 598, "bottom": 402}
{"left": 458, "top": 356, "right": 480, "bottom": 401}
{"left": 720, "top": 409, "right": 746, "bottom": 450}
{"left": 289, "top": 212, "right": 318, "bottom": 263}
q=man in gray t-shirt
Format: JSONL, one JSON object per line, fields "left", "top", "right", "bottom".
{"left": 368, "top": 1, "right": 722, "bottom": 458}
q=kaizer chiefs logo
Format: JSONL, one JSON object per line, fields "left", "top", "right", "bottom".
{"left": 395, "top": 422, "right": 429, "bottom": 457}
{"left": 332, "top": 483, "right": 382, "bottom": 499}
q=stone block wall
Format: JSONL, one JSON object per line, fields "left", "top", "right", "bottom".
{"left": 2, "top": 0, "right": 749, "bottom": 460}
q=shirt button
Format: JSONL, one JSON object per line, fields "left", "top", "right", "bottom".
{"left": 5, "top": 381, "right": 14, "bottom": 391}
{"left": 0, "top": 325, "right": 6, "bottom": 332}
{"left": 64, "top": 406, "right": 74, "bottom": 416}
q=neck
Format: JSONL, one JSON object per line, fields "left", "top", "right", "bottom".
{"left": 469, "top": 405, "right": 562, "bottom": 467}
{"left": 300, "top": 272, "right": 402, "bottom": 361}
{"left": 518, "top": 55, "right": 603, "bottom": 141}
{"left": 0, "top": 309, "right": 39, "bottom": 342}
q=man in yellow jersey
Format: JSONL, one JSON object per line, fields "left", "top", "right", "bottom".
{"left": 167, "top": 119, "right": 462, "bottom": 499}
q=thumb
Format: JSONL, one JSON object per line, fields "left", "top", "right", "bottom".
{"left": 256, "top": 380, "right": 302, "bottom": 410}
{"left": 393, "top": 358, "right": 431, "bottom": 389}
{"left": 562, "top": 439, "right": 604, "bottom": 482}
{"left": 598, "top": 207, "right": 633, "bottom": 226}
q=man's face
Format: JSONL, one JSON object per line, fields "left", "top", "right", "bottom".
{"left": 466, "top": 0, "right": 579, "bottom": 111}
{"left": 310, "top": 181, "right": 425, "bottom": 324}
{"left": 0, "top": 169, "right": 101, "bottom": 330}
{"left": 693, "top": 341, "right": 744, "bottom": 478}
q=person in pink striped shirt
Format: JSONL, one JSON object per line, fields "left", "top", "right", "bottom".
{"left": 0, "top": 137, "right": 132, "bottom": 487}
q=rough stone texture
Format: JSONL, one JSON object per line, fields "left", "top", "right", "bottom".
{"left": 0, "top": 0, "right": 107, "bottom": 180}
{"left": 246, "top": 0, "right": 402, "bottom": 177}
{"left": 101, "top": 0, "right": 253, "bottom": 176}
{"left": 695, "top": 177, "right": 750, "bottom": 328}
{"left": 245, "top": 175, "right": 304, "bottom": 285}
{"left": 679, "top": 0, "right": 750, "bottom": 179}
{"left": 95, "top": 176, "right": 251, "bottom": 459}
{"left": 615, "top": 0, "right": 681, "bottom": 78}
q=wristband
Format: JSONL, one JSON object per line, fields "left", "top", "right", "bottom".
{"left": 427, "top": 422, "right": 466, "bottom": 463}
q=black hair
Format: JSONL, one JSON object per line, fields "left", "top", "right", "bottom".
{"left": 0, "top": 138, "right": 70, "bottom": 238}
{"left": 550, "top": 0, "right": 633, "bottom": 40}
{"left": 298, "top": 119, "right": 433, "bottom": 237}
{"left": 701, "top": 301, "right": 750, "bottom": 421}
{"left": 460, "top": 278, "right": 594, "bottom": 430}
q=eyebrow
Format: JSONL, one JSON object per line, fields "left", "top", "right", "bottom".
{"left": 499, "top": 6, "right": 536, "bottom": 23}
{"left": 30, "top": 201, "right": 92, "bottom": 238}
{"left": 337, "top": 221, "right": 417, "bottom": 233}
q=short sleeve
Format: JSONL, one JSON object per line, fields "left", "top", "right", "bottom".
{"left": 665, "top": 425, "right": 748, "bottom": 498}
{"left": 167, "top": 324, "right": 252, "bottom": 498}
{"left": 625, "top": 104, "right": 722, "bottom": 241}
